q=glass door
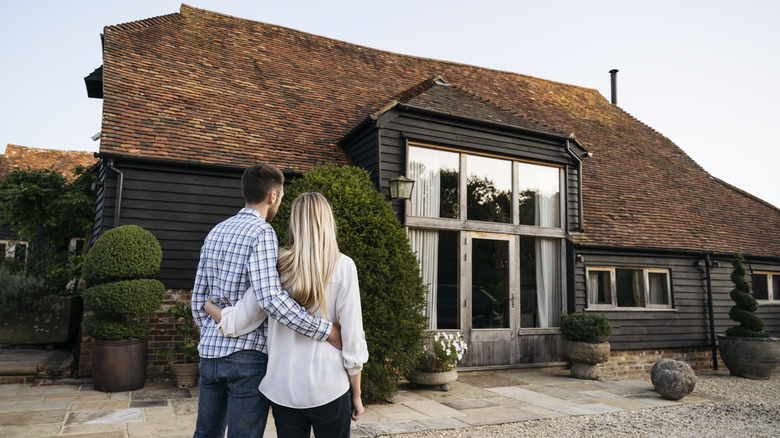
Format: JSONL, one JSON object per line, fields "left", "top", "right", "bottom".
{"left": 464, "top": 232, "right": 517, "bottom": 341}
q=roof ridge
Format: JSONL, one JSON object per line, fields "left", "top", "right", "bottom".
{"left": 176, "top": 5, "right": 602, "bottom": 97}
{"left": 104, "top": 11, "right": 183, "bottom": 33}
{"left": 390, "top": 76, "right": 443, "bottom": 104}
{"left": 4, "top": 144, "right": 94, "bottom": 155}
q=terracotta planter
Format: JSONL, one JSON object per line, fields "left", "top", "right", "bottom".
{"left": 409, "top": 369, "right": 458, "bottom": 391}
{"left": 565, "top": 340, "right": 610, "bottom": 380}
{"left": 92, "top": 339, "right": 148, "bottom": 392}
{"left": 170, "top": 361, "right": 199, "bottom": 389}
{"left": 718, "top": 335, "right": 780, "bottom": 380}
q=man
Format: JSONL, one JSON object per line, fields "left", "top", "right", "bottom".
{"left": 191, "top": 163, "right": 341, "bottom": 437}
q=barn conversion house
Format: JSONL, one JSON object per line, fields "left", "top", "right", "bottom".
{"left": 82, "top": 5, "right": 780, "bottom": 376}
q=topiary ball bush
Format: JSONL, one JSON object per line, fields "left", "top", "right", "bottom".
{"left": 82, "top": 279, "right": 166, "bottom": 319}
{"left": 273, "top": 164, "right": 428, "bottom": 403}
{"left": 560, "top": 312, "right": 613, "bottom": 342}
{"left": 82, "top": 225, "right": 162, "bottom": 284}
{"left": 83, "top": 314, "right": 152, "bottom": 340}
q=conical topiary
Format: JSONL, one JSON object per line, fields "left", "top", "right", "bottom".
{"left": 725, "top": 253, "right": 770, "bottom": 338}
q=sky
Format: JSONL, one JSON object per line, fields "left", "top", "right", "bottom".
{"left": 1, "top": 1, "right": 779, "bottom": 208}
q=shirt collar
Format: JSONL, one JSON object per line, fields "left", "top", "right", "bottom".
{"left": 238, "top": 207, "right": 265, "bottom": 221}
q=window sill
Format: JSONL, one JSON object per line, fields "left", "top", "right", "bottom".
{"left": 585, "top": 307, "right": 678, "bottom": 312}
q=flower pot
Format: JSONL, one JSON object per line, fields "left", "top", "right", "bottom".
{"left": 718, "top": 335, "right": 780, "bottom": 380}
{"left": 92, "top": 338, "right": 148, "bottom": 392}
{"left": 565, "top": 340, "right": 610, "bottom": 380}
{"left": 170, "top": 361, "right": 199, "bottom": 389}
{"left": 409, "top": 369, "right": 458, "bottom": 391}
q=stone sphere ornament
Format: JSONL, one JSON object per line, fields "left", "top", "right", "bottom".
{"left": 650, "top": 359, "right": 696, "bottom": 400}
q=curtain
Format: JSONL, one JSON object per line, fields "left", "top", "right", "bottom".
{"left": 632, "top": 270, "right": 644, "bottom": 306}
{"left": 408, "top": 149, "right": 441, "bottom": 329}
{"left": 409, "top": 230, "right": 439, "bottom": 329}
{"left": 534, "top": 193, "right": 560, "bottom": 327}
{"left": 588, "top": 272, "right": 600, "bottom": 305}
{"left": 535, "top": 238, "right": 559, "bottom": 327}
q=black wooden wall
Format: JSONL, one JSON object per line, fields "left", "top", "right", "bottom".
{"left": 573, "top": 248, "right": 780, "bottom": 350}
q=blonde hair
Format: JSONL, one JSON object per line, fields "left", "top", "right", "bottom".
{"left": 277, "top": 192, "right": 340, "bottom": 318}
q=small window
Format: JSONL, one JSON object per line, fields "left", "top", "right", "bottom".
{"left": 587, "top": 267, "right": 672, "bottom": 310}
{"left": 753, "top": 272, "right": 780, "bottom": 303}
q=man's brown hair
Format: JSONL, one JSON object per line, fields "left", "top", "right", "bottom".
{"left": 242, "top": 163, "right": 284, "bottom": 204}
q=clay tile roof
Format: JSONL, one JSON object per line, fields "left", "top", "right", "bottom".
{"left": 0, "top": 144, "right": 98, "bottom": 182}
{"left": 98, "top": 4, "right": 780, "bottom": 259}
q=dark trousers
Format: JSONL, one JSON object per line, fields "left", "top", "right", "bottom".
{"left": 271, "top": 390, "right": 352, "bottom": 438}
{"left": 193, "top": 350, "right": 269, "bottom": 438}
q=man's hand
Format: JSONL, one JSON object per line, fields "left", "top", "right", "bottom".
{"left": 204, "top": 300, "right": 222, "bottom": 323}
{"left": 327, "top": 322, "right": 342, "bottom": 350}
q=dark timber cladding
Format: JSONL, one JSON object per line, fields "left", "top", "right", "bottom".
{"left": 573, "top": 248, "right": 780, "bottom": 350}
{"left": 93, "top": 158, "right": 246, "bottom": 289}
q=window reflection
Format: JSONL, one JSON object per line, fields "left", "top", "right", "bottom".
{"left": 467, "top": 155, "right": 511, "bottom": 223}
{"left": 517, "top": 162, "right": 559, "bottom": 227}
{"left": 472, "top": 238, "right": 509, "bottom": 328}
{"left": 408, "top": 147, "right": 459, "bottom": 219}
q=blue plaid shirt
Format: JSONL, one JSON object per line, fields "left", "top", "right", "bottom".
{"left": 192, "top": 208, "right": 332, "bottom": 358}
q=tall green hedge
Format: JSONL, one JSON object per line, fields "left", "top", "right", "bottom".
{"left": 81, "top": 225, "right": 165, "bottom": 340}
{"left": 274, "top": 164, "right": 427, "bottom": 403}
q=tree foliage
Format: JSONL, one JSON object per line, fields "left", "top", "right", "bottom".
{"left": 0, "top": 166, "right": 96, "bottom": 293}
{"left": 273, "top": 164, "right": 428, "bottom": 403}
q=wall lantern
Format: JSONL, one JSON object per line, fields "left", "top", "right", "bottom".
{"left": 389, "top": 175, "right": 415, "bottom": 200}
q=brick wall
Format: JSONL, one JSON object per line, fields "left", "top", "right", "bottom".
{"left": 77, "top": 289, "right": 194, "bottom": 379}
{"left": 599, "top": 347, "right": 726, "bottom": 379}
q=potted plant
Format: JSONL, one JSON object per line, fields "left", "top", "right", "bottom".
{"left": 718, "top": 253, "right": 780, "bottom": 380}
{"left": 157, "top": 301, "right": 200, "bottom": 388}
{"left": 560, "top": 312, "right": 613, "bottom": 380}
{"left": 0, "top": 167, "right": 95, "bottom": 345}
{"left": 408, "top": 332, "right": 468, "bottom": 391}
{"left": 81, "top": 225, "right": 165, "bottom": 392}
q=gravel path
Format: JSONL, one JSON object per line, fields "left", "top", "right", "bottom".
{"left": 383, "top": 372, "right": 780, "bottom": 437}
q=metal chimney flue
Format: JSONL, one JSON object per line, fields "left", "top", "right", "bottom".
{"left": 609, "top": 69, "right": 619, "bottom": 105}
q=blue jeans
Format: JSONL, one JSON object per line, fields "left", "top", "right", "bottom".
{"left": 271, "top": 390, "right": 352, "bottom": 438}
{"left": 194, "top": 350, "right": 269, "bottom": 438}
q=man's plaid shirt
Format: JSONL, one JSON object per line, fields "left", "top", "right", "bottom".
{"left": 192, "top": 208, "right": 332, "bottom": 358}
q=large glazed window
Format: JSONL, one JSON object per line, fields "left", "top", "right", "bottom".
{"left": 407, "top": 144, "right": 565, "bottom": 332}
{"left": 467, "top": 155, "right": 512, "bottom": 223}
{"left": 586, "top": 267, "right": 672, "bottom": 310}
{"left": 408, "top": 147, "right": 459, "bottom": 219}
{"left": 519, "top": 236, "right": 560, "bottom": 328}
{"left": 517, "top": 162, "right": 560, "bottom": 227}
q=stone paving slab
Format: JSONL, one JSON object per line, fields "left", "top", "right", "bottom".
{"left": 0, "top": 368, "right": 717, "bottom": 437}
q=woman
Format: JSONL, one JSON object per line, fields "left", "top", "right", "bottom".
{"left": 205, "top": 192, "right": 368, "bottom": 438}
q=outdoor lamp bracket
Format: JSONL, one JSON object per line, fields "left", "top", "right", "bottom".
{"left": 389, "top": 175, "right": 415, "bottom": 200}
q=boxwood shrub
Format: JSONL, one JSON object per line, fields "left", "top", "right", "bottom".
{"left": 560, "top": 312, "right": 613, "bottom": 342}
{"left": 81, "top": 225, "right": 165, "bottom": 340}
{"left": 82, "top": 279, "right": 165, "bottom": 319}
{"left": 274, "top": 164, "right": 427, "bottom": 403}
{"left": 82, "top": 225, "right": 162, "bottom": 284}
{"left": 726, "top": 253, "right": 770, "bottom": 338}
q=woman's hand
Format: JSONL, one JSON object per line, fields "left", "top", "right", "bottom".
{"left": 204, "top": 299, "right": 222, "bottom": 323}
{"left": 351, "top": 394, "right": 365, "bottom": 421}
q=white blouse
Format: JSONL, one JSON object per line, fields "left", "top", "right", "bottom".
{"left": 217, "top": 253, "right": 369, "bottom": 408}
